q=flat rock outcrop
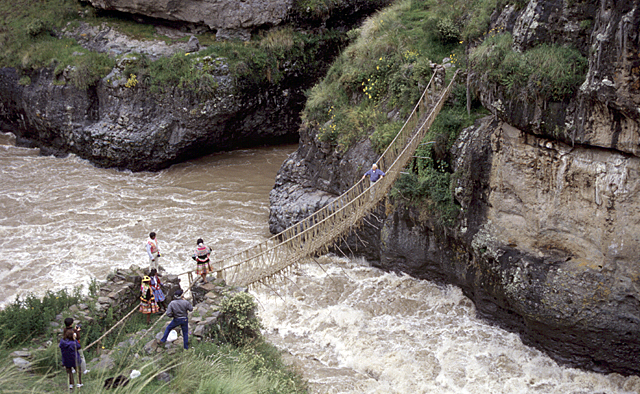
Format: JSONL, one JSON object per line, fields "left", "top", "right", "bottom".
{"left": 87, "top": 0, "right": 293, "bottom": 40}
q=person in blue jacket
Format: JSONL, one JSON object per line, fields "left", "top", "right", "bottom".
{"left": 361, "top": 163, "right": 385, "bottom": 183}
{"left": 59, "top": 329, "right": 83, "bottom": 389}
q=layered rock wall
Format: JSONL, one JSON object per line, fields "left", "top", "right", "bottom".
{"left": 0, "top": 53, "right": 302, "bottom": 171}
{"left": 268, "top": 0, "right": 640, "bottom": 374}
{"left": 88, "top": 0, "right": 293, "bottom": 39}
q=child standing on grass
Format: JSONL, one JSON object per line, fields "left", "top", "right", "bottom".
{"left": 59, "top": 329, "right": 83, "bottom": 390}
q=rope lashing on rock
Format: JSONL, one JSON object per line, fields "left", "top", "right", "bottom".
{"left": 84, "top": 306, "right": 138, "bottom": 351}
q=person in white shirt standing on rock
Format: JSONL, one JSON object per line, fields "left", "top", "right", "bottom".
{"left": 146, "top": 232, "right": 161, "bottom": 270}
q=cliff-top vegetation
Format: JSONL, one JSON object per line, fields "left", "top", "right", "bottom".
{"left": 302, "top": 0, "right": 588, "bottom": 225}
{"left": 0, "top": 0, "right": 353, "bottom": 92}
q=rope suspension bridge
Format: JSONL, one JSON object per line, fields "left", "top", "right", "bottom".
{"left": 85, "top": 70, "right": 459, "bottom": 351}
{"left": 189, "top": 69, "right": 459, "bottom": 289}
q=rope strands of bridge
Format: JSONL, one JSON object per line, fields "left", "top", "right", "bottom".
{"left": 175, "top": 70, "right": 459, "bottom": 288}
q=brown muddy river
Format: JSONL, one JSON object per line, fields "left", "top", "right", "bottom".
{"left": 1, "top": 132, "right": 638, "bottom": 393}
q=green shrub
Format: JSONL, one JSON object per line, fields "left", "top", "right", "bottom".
{"left": 25, "top": 19, "right": 47, "bottom": 37}
{"left": 391, "top": 168, "right": 459, "bottom": 226}
{"left": 471, "top": 32, "right": 588, "bottom": 101}
{"left": 18, "top": 75, "right": 31, "bottom": 85}
{"left": 370, "top": 120, "right": 403, "bottom": 154}
{"left": 436, "top": 17, "right": 460, "bottom": 43}
{"left": 212, "top": 292, "right": 262, "bottom": 347}
{"left": 0, "top": 288, "right": 81, "bottom": 346}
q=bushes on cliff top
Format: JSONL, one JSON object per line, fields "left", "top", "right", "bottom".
{"left": 302, "top": 0, "right": 523, "bottom": 153}
{"left": 471, "top": 32, "right": 588, "bottom": 101}
{"left": 0, "top": 0, "right": 114, "bottom": 90}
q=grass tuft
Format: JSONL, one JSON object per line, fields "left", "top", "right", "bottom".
{"left": 471, "top": 32, "right": 588, "bottom": 101}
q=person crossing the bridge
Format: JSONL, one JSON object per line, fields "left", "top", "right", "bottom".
{"left": 361, "top": 163, "right": 385, "bottom": 183}
{"left": 192, "top": 238, "right": 212, "bottom": 284}
{"left": 361, "top": 163, "right": 386, "bottom": 200}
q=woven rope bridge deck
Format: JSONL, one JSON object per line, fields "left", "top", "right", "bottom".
{"left": 184, "top": 70, "right": 459, "bottom": 288}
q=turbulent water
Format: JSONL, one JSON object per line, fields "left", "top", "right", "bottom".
{"left": 1, "top": 131, "right": 638, "bottom": 393}
{"left": 0, "top": 132, "right": 293, "bottom": 303}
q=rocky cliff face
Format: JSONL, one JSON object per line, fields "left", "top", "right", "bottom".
{"left": 268, "top": 0, "right": 640, "bottom": 375}
{"left": 87, "top": 0, "right": 391, "bottom": 41}
{"left": 478, "top": 0, "right": 640, "bottom": 155}
{"left": 0, "top": 55, "right": 301, "bottom": 171}
{"left": 88, "top": 0, "right": 293, "bottom": 41}
{"left": 0, "top": 0, "right": 390, "bottom": 171}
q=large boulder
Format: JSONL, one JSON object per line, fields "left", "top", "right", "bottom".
{"left": 87, "top": 0, "right": 293, "bottom": 40}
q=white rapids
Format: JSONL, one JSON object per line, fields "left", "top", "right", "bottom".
{"left": 1, "top": 131, "right": 638, "bottom": 393}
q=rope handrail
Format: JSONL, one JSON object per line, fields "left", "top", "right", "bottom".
{"left": 175, "top": 70, "right": 459, "bottom": 286}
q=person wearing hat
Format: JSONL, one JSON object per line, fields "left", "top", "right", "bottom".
{"left": 139, "top": 276, "right": 159, "bottom": 325}
{"left": 157, "top": 289, "right": 193, "bottom": 350}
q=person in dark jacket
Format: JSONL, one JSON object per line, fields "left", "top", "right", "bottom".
{"left": 59, "top": 329, "right": 83, "bottom": 389}
{"left": 63, "top": 317, "right": 88, "bottom": 375}
{"left": 157, "top": 289, "right": 193, "bottom": 349}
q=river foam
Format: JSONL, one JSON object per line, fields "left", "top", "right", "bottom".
{"left": 1, "top": 131, "right": 638, "bottom": 392}
{"left": 253, "top": 255, "right": 640, "bottom": 394}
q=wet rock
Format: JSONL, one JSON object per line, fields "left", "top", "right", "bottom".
{"left": 94, "top": 354, "right": 116, "bottom": 371}
{"left": 156, "top": 371, "right": 172, "bottom": 383}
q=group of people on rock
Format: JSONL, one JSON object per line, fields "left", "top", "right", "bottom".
{"left": 57, "top": 163, "right": 385, "bottom": 388}
{"left": 145, "top": 232, "right": 214, "bottom": 283}
{"left": 140, "top": 233, "right": 208, "bottom": 349}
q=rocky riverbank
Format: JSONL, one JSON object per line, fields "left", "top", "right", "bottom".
{"left": 268, "top": 0, "right": 640, "bottom": 376}
{"left": 11, "top": 265, "right": 248, "bottom": 372}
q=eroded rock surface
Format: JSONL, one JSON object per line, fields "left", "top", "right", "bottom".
{"left": 88, "top": 0, "right": 293, "bottom": 40}
{"left": 268, "top": 0, "right": 640, "bottom": 375}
